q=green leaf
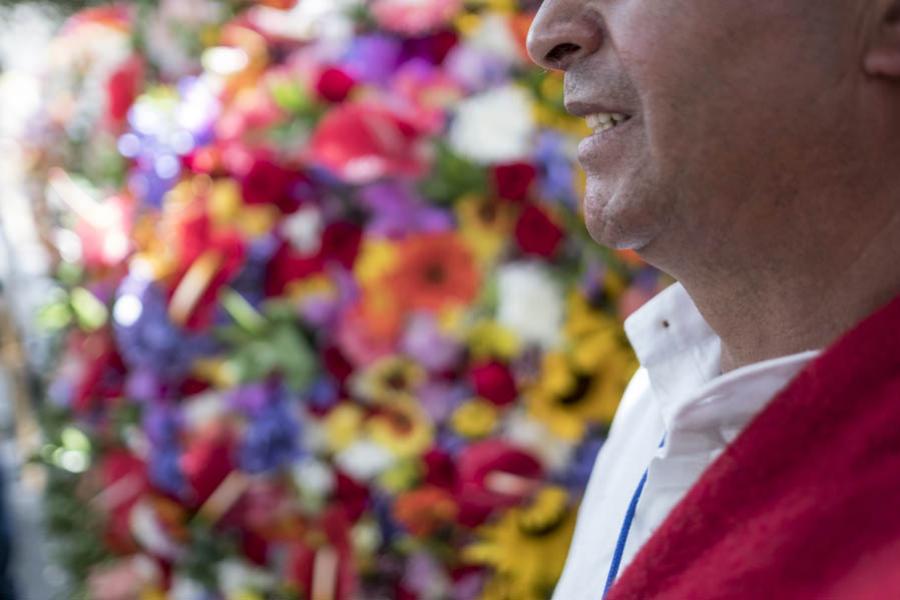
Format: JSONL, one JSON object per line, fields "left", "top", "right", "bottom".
{"left": 70, "top": 287, "right": 109, "bottom": 331}
{"left": 418, "top": 142, "right": 489, "bottom": 205}
{"left": 36, "top": 301, "right": 73, "bottom": 332}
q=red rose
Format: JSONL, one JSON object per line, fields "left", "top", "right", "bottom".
{"left": 316, "top": 67, "right": 357, "bottom": 103}
{"left": 468, "top": 360, "right": 517, "bottom": 407}
{"left": 310, "top": 102, "right": 427, "bottom": 184}
{"left": 492, "top": 162, "right": 537, "bottom": 203}
{"left": 320, "top": 221, "right": 363, "bottom": 270}
{"left": 423, "top": 448, "right": 457, "bottom": 491}
{"left": 264, "top": 239, "right": 325, "bottom": 297}
{"left": 181, "top": 432, "right": 236, "bottom": 510}
{"left": 332, "top": 471, "right": 370, "bottom": 524}
{"left": 106, "top": 55, "right": 143, "bottom": 130}
{"left": 400, "top": 29, "right": 459, "bottom": 64}
{"left": 514, "top": 202, "right": 564, "bottom": 258}
{"left": 322, "top": 345, "right": 354, "bottom": 384}
{"left": 240, "top": 158, "right": 304, "bottom": 214}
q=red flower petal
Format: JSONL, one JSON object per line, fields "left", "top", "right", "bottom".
{"left": 514, "top": 202, "right": 564, "bottom": 258}
{"left": 468, "top": 360, "right": 518, "bottom": 407}
{"left": 310, "top": 102, "right": 427, "bottom": 184}
{"left": 316, "top": 66, "right": 357, "bottom": 103}
{"left": 264, "top": 240, "right": 325, "bottom": 297}
{"left": 240, "top": 158, "right": 304, "bottom": 213}
{"left": 493, "top": 161, "right": 537, "bottom": 203}
{"left": 320, "top": 221, "right": 363, "bottom": 270}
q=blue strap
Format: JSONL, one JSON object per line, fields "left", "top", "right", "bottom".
{"left": 602, "top": 468, "right": 649, "bottom": 598}
{"left": 603, "top": 435, "right": 666, "bottom": 598}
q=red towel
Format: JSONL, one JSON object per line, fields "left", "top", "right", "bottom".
{"left": 606, "top": 293, "right": 900, "bottom": 600}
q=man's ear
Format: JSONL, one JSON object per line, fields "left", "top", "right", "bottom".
{"left": 865, "top": 0, "right": 900, "bottom": 78}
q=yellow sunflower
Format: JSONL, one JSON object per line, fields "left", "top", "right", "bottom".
{"left": 367, "top": 402, "right": 434, "bottom": 459}
{"left": 455, "top": 194, "right": 517, "bottom": 266}
{"left": 564, "top": 290, "right": 634, "bottom": 373}
{"left": 466, "top": 320, "right": 521, "bottom": 362}
{"left": 451, "top": 398, "right": 500, "bottom": 439}
{"left": 464, "top": 486, "right": 576, "bottom": 600}
{"left": 349, "top": 355, "right": 427, "bottom": 407}
{"left": 323, "top": 404, "right": 366, "bottom": 454}
{"left": 527, "top": 349, "right": 632, "bottom": 443}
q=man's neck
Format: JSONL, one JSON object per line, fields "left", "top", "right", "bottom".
{"left": 674, "top": 205, "right": 900, "bottom": 373}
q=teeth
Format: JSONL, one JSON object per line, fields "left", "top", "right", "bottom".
{"left": 585, "top": 112, "right": 629, "bottom": 133}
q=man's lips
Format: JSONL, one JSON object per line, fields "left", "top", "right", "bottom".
{"left": 565, "top": 99, "right": 633, "bottom": 135}
{"left": 564, "top": 99, "right": 633, "bottom": 120}
{"left": 574, "top": 108, "right": 637, "bottom": 170}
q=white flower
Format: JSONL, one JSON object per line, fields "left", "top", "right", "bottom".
{"left": 169, "top": 576, "right": 208, "bottom": 600}
{"left": 248, "top": 0, "right": 361, "bottom": 43}
{"left": 448, "top": 84, "right": 535, "bottom": 164}
{"left": 335, "top": 440, "right": 395, "bottom": 481}
{"left": 217, "top": 559, "right": 276, "bottom": 599}
{"left": 351, "top": 518, "right": 383, "bottom": 556}
{"left": 466, "top": 14, "right": 524, "bottom": 64}
{"left": 281, "top": 206, "right": 324, "bottom": 254}
{"left": 292, "top": 456, "right": 337, "bottom": 498}
{"left": 181, "top": 391, "right": 226, "bottom": 431}
{"left": 496, "top": 262, "right": 564, "bottom": 348}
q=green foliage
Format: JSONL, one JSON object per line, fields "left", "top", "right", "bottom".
{"left": 418, "top": 142, "right": 489, "bottom": 206}
{"left": 218, "top": 292, "right": 319, "bottom": 392}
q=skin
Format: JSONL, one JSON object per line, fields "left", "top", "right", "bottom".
{"left": 527, "top": 0, "right": 900, "bottom": 371}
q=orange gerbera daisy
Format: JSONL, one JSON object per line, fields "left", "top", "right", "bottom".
{"left": 393, "top": 486, "right": 459, "bottom": 538}
{"left": 386, "top": 232, "right": 481, "bottom": 313}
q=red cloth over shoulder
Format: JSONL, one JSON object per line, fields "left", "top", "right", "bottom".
{"left": 607, "top": 293, "right": 900, "bottom": 600}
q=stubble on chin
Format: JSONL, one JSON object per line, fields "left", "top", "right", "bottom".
{"left": 583, "top": 177, "right": 666, "bottom": 253}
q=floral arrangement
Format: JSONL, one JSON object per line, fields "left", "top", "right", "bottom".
{"left": 27, "top": 1, "right": 663, "bottom": 598}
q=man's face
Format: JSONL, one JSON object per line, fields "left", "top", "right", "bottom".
{"left": 528, "top": 0, "right": 872, "bottom": 270}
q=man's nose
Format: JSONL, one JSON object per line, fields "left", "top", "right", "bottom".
{"left": 526, "top": 1, "right": 603, "bottom": 71}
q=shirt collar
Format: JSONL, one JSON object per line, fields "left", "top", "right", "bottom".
{"left": 624, "top": 283, "right": 820, "bottom": 435}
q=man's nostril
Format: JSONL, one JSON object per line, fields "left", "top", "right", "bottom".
{"left": 546, "top": 42, "right": 581, "bottom": 65}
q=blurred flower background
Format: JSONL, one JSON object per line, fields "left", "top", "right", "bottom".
{"left": 0, "top": 1, "right": 666, "bottom": 598}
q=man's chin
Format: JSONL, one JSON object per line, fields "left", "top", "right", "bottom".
{"left": 583, "top": 195, "right": 657, "bottom": 252}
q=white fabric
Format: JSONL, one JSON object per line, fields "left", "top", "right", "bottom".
{"left": 552, "top": 283, "right": 821, "bottom": 600}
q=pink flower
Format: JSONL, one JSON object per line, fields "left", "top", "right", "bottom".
{"left": 370, "top": 0, "right": 463, "bottom": 36}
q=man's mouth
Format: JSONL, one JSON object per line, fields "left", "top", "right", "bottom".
{"left": 585, "top": 112, "right": 631, "bottom": 134}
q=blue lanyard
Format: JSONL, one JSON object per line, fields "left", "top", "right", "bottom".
{"left": 602, "top": 435, "right": 666, "bottom": 598}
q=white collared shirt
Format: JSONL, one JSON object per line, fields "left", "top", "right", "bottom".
{"left": 552, "top": 283, "right": 821, "bottom": 600}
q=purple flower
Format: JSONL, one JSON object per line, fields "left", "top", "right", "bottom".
{"left": 359, "top": 182, "right": 452, "bottom": 239}
{"left": 562, "top": 435, "right": 605, "bottom": 493}
{"left": 535, "top": 131, "right": 578, "bottom": 209}
{"left": 307, "top": 376, "right": 339, "bottom": 411}
{"left": 401, "top": 314, "right": 463, "bottom": 373}
{"left": 436, "top": 429, "right": 468, "bottom": 458}
{"left": 444, "top": 44, "right": 512, "bottom": 93}
{"left": 341, "top": 34, "right": 402, "bottom": 84}
{"left": 176, "top": 76, "right": 219, "bottom": 147}
{"left": 403, "top": 553, "right": 449, "bottom": 598}
{"left": 231, "top": 381, "right": 303, "bottom": 474}
{"left": 149, "top": 446, "right": 185, "bottom": 497}
{"left": 240, "top": 400, "right": 301, "bottom": 474}
{"left": 229, "top": 381, "right": 270, "bottom": 414}
{"left": 113, "top": 274, "right": 216, "bottom": 382}
{"left": 144, "top": 404, "right": 185, "bottom": 496}
{"left": 230, "top": 234, "right": 281, "bottom": 308}
{"left": 418, "top": 382, "right": 467, "bottom": 426}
